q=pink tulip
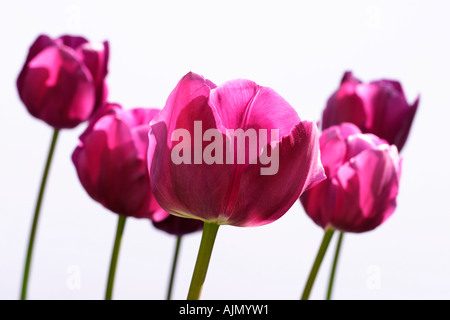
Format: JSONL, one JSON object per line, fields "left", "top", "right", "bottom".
{"left": 148, "top": 72, "right": 326, "bottom": 227}
{"left": 322, "top": 71, "right": 419, "bottom": 151}
{"left": 17, "top": 34, "right": 109, "bottom": 129}
{"left": 152, "top": 213, "right": 203, "bottom": 236}
{"left": 300, "top": 123, "right": 402, "bottom": 233}
{"left": 72, "top": 103, "right": 164, "bottom": 219}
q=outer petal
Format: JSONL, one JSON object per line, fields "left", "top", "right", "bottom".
{"left": 300, "top": 178, "right": 337, "bottom": 230}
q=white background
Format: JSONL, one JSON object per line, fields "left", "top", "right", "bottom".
{"left": 0, "top": 0, "right": 449, "bottom": 300}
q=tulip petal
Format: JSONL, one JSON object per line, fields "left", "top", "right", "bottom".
{"left": 223, "top": 121, "right": 325, "bottom": 227}
{"left": 209, "top": 79, "right": 300, "bottom": 138}
{"left": 322, "top": 76, "right": 367, "bottom": 131}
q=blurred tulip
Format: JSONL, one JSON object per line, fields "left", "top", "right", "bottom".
{"left": 17, "top": 34, "right": 109, "bottom": 129}
{"left": 322, "top": 71, "right": 418, "bottom": 151}
{"left": 300, "top": 123, "right": 402, "bottom": 233}
{"left": 149, "top": 72, "right": 326, "bottom": 228}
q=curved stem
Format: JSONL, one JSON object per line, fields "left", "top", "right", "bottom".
{"left": 21, "top": 129, "right": 60, "bottom": 300}
{"left": 301, "top": 229, "right": 335, "bottom": 300}
{"left": 166, "top": 236, "right": 182, "bottom": 300}
{"left": 105, "top": 215, "right": 127, "bottom": 300}
{"left": 326, "top": 231, "right": 344, "bottom": 300}
{"left": 187, "top": 222, "right": 219, "bottom": 300}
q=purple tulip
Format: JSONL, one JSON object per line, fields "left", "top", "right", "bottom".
{"left": 148, "top": 72, "right": 326, "bottom": 227}
{"left": 300, "top": 123, "right": 402, "bottom": 233}
{"left": 17, "top": 34, "right": 109, "bottom": 129}
{"left": 322, "top": 71, "right": 419, "bottom": 151}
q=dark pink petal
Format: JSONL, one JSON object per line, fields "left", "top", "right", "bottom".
{"left": 300, "top": 179, "right": 337, "bottom": 230}
{"left": 18, "top": 46, "right": 95, "bottom": 128}
{"left": 322, "top": 71, "right": 418, "bottom": 151}
{"left": 331, "top": 146, "right": 400, "bottom": 232}
{"left": 322, "top": 80, "right": 367, "bottom": 131}
{"left": 78, "top": 41, "right": 109, "bottom": 110}
{"left": 223, "top": 121, "right": 325, "bottom": 227}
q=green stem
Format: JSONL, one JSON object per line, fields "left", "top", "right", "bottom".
{"left": 166, "top": 236, "right": 182, "bottom": 300}
{"left": 20, "top": 129, "right": 60, "bottom": 300}
{"left": 187, "top": 222, "right": 219, "bottom": 300}
{"left": 326, "top": 232, "right": 344, "bottom": 300}
{"left": 301, "top": 229, "right": 335, "bottom": 300}
{"left": 105, "top": 215, "right": 127, "bottom": 300}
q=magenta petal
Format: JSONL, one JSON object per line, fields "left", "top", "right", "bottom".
{"left": 209, "top": 79, "right": 301, "bottom": 137}
{"left": 17, "top": 34, "right": 110, "bottom": 129}
{"left": 78, "top": 41, "right": 109, "bottom": 110}
{"left": 224, "top": 121, "right": 325, "bottom": 227}
{"left": 18, "top": 46, "right": 95, "bottom": 129}
{"left": 149, "top": 98, "right": 231, "bottom": 222}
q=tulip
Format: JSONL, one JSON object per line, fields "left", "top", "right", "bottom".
{"left": 18, "top": 34, "right": 108, "bottom": 300}
{"left": 72, "top": 103, "right": 164, "bottom": 299}
{"left": 17, "top": 34, "right": 109, "bottom": 129}
{"left": 299, "top": 123, "right": 402, "bottom": 300}
{"left": 322, "top": 71, "right": 419, "bottom": 151}
{"left": 148, "top": 72, "right": 326, "bottom": 299}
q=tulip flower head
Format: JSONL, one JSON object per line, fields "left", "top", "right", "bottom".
{"left": 148, "top": 72, "right": 326, "bottom": 227}
{"left": 17, "top": 34, "right": 109, "bottom": 129}
{"left": 72, "top": 104, "right": 164, "bottom": 220}
{"left": 322, "top": 71, "right": 419, "bottom": 151}
{"left": 300, "top": 123, "right": 402, "bottom": 233}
